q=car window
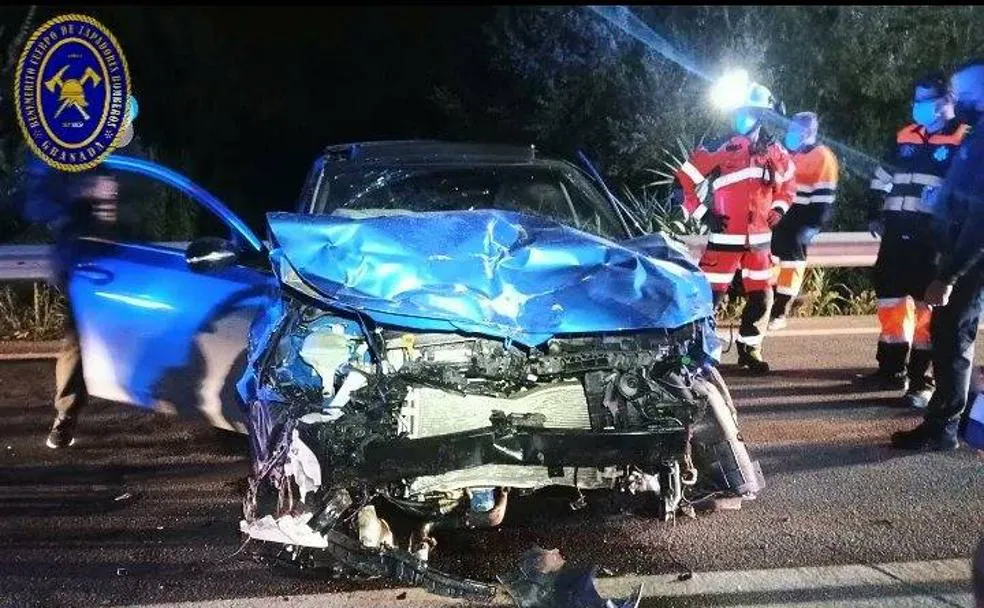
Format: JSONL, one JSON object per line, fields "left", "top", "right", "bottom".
{"left": 313, "top": 163, "right": 624, "bottom": 240}
{"left": 106, "top": 168, "right": 226, "bottom": 244}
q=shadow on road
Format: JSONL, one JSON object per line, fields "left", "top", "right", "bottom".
{"left": 754, "top": 441, "right": 901, "bottom": 476}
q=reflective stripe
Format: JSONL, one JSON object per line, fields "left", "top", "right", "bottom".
{"left": 691, "top": 204, "right": 708, "bottom": 221}
{"left": 703, "top": 271, "right": 736, "bottom": 284}
{"left": 794, "top": 195, "right": 811, "bottom": 205}
{"left": 748, "top": 232, "right": 772, "bottom": 245}
{"left": 879, "top": 335, "right": 911, "bottom": 344}
{"left": 883, "top": 196, "right": 931, "bottom": 213}
{"left": 706, "top": 232, "right": 772, "bottom": 246}
{"left": 878, "top": 297, "right": 907, "bottom": 307}
{"left": 870, "top": 178, "right": 893, "bottom": 193}
{"left": 875, "top": 166, "right": 893, "bottom": 182}
{"left": 893, "top": 173, "right": 943, "bottom": 187}
{"left": 712, "top": 166, "right": 766, "bottom": 190}
{"left": 811, "top": 181, "right": 837, "bottom": 190}
{"left": 780, "top": 261, "right": 808, "bottom": 269}
{"left": 912, "top": 173, "right": 942, "bottom": 187}
{"left": 708, "top": 233, "right": 747, "bottom": 245}
{"left": 680, "top": 161, "right": 705, "bottom": 184}
{"left": 810, "top": 194, "right": 836, "bottom": 204}
{"left": 772, "top": 200, "right": 790, "bottom": 213}
{"left": 736, "top": 334, "right": 764, "bottom": 346}
{"left": 742, "top": 268, "right": 774, "bottom": 280}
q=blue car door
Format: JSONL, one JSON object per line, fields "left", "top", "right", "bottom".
{"left": 67, "top": 155, "right": 276, "bottom": 432}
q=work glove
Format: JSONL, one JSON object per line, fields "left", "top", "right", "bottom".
{"left": 868, "top": 219, "right": 884, "bottom": 239}
{"left": 766, "top": 208, "right": 785, "bottom": 229}
{"left": 924, "top": 279, "right": 953, "bottom": 307}
{"left": 706, "top": 212, "right": 729, "bottom": 233}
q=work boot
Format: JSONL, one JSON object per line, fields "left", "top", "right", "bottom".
{"left": 856, "top": 342, "right": 910, "bottom": 391}
{"left": 905, "top": 349, "right": 934, "bottom": 406}
{"left": 898, "top": 388, "right": 933, "bottom": 410}
{"left": 855, "top": 370, "right": 909, "bottom": 392}
{"left": 45, "top": 414, "right": 77, "bottom": 449}
{"left": 890, "top": 423, "right": 959, "bottom": 452}
{"left": 736, "top": 343, "right": 770, "bottom": 375}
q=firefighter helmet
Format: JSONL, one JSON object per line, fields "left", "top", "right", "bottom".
{"left": 742, "top": 83, "right": 775, "bottom": 111}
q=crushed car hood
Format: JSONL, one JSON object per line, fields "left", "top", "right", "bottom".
{"left": 266, "top": 210, "right": 714, "bottom": 348}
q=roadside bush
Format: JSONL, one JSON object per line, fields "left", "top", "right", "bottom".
{"left": 0, "top": 282, "right": 65, "bottom": 341}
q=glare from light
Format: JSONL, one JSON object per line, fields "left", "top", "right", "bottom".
{"left": 710, "top": 69, "right": 751, "bottom": 111}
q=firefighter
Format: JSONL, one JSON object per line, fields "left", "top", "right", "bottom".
{"left": 860, "top": 73, "right": 971, "bottom": 409}
{"left": 674, "top": 83, "right": 797, "bottom": 374}
{"left": 768, "top": 112, "right": 840, "bottom": 330}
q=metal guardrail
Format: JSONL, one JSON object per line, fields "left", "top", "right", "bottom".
{"left": 0, "top": 241, "right": 189, "bottom": 281}
{"left": 680, "top": 232, "right": 880, "bottom": 269}
{"left": 0, "top": 233, "right": 879, "bottom": 281}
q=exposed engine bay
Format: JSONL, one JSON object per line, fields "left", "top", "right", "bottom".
{"left": 239, "top": 295, "right": 763, "bottom": 601}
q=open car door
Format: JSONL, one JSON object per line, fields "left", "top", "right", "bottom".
{"left": 67, "top": 155, "right": 276, "bottom": 432}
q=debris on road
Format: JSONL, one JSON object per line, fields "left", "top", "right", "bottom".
{"left": 499, "top": 545, "right": 642, "bottom": 608}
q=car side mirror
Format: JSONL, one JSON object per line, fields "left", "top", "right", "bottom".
{"left": 186, "top": 237, "right": 239, "bottom": 273}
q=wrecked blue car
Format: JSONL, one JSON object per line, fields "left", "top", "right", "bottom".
{"left": 68, "top": 142, "right": 760, "bottom": 600}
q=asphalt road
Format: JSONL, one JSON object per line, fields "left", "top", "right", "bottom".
{"left": 1, "top": 317, "right": 982, "bottom": 607}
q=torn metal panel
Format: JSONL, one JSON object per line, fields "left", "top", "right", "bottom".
{"left": 265, "top": 210, "right": 715, "bottom": 348}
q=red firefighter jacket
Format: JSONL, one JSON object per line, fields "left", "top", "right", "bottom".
{"left": 676, "top": 133, "right": 797, "bottom": 249}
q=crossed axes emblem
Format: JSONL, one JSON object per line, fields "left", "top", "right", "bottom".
{"left": 44, "top": 65, "right": 102, "bottom": 121}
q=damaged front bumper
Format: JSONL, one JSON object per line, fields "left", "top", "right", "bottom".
{"left": 234, "top": 276, "right": 756, "bottom": 602}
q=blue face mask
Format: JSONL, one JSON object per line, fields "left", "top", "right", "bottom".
{"left": 733, "top": 110, "right": 758, "bottom": 135}
{"left": 911, "top": 100, "right": 941, "bottom": 129}
{"left": 784, "top": 130, "right": 803, "bottom": 152}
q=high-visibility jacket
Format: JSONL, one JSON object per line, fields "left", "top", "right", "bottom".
{"left": 789, "top": 143, "right": 839, "bottom": 229}
{"left": 868, "top": 119, "right": 971, "bottom": 235}
{"left": 676, "top": 133, "right": 797, "bottom": 250}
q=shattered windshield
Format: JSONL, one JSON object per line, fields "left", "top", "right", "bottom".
{"left": 310, "top": 163, "right": 625, "bottom": 240}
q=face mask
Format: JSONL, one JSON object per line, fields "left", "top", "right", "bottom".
{"left": 954, "top": 100, "right": 983, "bottom": 125}
{"left": 784, "top": 130, "right": 803, "bottom": 152}
{"left": 733, "top": 110, "right": 758, "bottom": 135}
{"left": 912, "top": 100, "right": 942, "bottom": 129}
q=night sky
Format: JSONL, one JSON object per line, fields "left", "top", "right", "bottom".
{"left": 21, "top": 6, "right": 499, "bottom": 228}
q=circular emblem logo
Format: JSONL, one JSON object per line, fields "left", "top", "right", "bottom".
{"left": 933, "top": 146, "right": 950, "bottom": 162}
{"left": 14, "top": 14, "right": 131, "bottom": 172}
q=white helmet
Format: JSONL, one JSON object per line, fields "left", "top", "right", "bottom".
{"left": 742, "top": 83, "right": 776, "bottom": 110}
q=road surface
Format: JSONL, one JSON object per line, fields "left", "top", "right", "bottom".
{"left": 1, "top": 317, "right": 981, "bottom": 607}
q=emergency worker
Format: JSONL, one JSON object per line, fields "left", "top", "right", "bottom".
{"left": 674, "top": 83, "right": 797, "bottom": 374}
{"left": 768, "top": 112, "right": 840, "bottom": 330}
{"left": 861, "top": 73, "right": 971, "bottom": 409}
{"left": 892, "top": 59, "right": 984, "bottom": 451}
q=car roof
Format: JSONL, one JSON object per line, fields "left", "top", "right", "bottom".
{"left": 321, "top": 140, "right": 538, "bottom": 165}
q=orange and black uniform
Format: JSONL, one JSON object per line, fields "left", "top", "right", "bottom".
{"left": 771, "top": 144, "right": 840, "bottom": 316}
{"left": 868, "top": 119, "right": 971, "bottom": 387}
{"left": 675, "top": 132, "right": 796, "bottom": 351}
